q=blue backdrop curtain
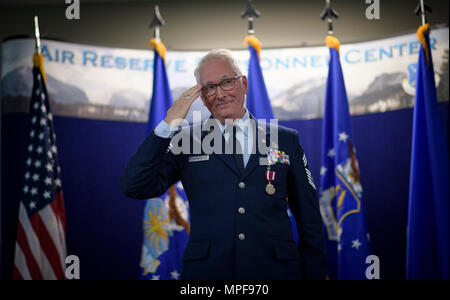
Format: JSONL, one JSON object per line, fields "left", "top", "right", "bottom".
{"left": 1, "top": 102, "right": 449, "bottom": 279}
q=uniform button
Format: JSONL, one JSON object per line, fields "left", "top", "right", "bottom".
{"left": 239, "top": 182, "right": 245, "bottom": 189}
{"left": 238, "top": 233, "right": 246, "bottom": 241}
{"left": 238, "top": 207, "right": 246, "bottom": 214}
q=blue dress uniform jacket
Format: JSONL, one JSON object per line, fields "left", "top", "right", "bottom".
{"left": 120, "top": 119, "right": 326, "bottom": 280}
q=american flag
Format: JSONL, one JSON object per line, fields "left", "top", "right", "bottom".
{"left": 13, "top": 55, "right": 67, "bottom": 280}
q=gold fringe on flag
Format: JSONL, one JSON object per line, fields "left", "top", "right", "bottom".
{"left": 149, "top": 38, "right": 167, "bottom": 62}
{"left": 32, "top": 53, "right": 47, "bottom": 84}
{"left": 417, "top": 24, "right": 431, "bottom": 66}
{"left": 244, "top": 35, "right": 261, "bottom": 60}
{"left": 325, "top": 35, "right": 340, "bottom": 54}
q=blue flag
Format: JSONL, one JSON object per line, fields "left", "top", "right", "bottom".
{"left": 245, "top": 41, "right": 274, "bottom": 121}
{"left": 245, "top": 36, "right": 298, "bottom": 244}
{"left": 406, "top": 25, "right": 449, "bottom": 280}
{"left": 140, "top": 43, "right": 190, "bottom": 280}
{"left": 146, "top": 46, "right": 173, "bottom": 133}
{"left": 319, "top": 38, "right": 371, "bottom": 280}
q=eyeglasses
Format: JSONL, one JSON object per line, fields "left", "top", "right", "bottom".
{"left": 201, "top": 75, "right": 242, "bottom": 97}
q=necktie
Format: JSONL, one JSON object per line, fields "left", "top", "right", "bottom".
{"left": 226, "top": 125, "right": 244, "bottom": 174}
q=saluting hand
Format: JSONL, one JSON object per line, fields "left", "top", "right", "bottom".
{"left": 165, "top": 84, "right": 202, "bottom": 128}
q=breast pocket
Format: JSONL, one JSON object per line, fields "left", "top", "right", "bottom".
{"left": 184, "top": 155, "right": 212, "bottom": 186}
{"left": 183, "top": 240, "right": 210, "bottom": 262}
{"left": 274, "top": 239, "right": 300, "bottom": 261}
{"left": 267, "top": 163, "right": 290, "bottom": 198}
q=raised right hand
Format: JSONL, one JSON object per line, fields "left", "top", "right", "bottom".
{"left": 164, "top": 84, "right": 202, "bottom": 128}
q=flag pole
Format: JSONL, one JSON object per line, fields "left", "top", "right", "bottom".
{"left": 241, "top": 0, "right": 260, "bottom": 36}
{"left": 320, "top": 0, "right": 339, "bottom": 36}
{"left": 148, "top": 2, "right": 188, "bottom": 234}
{"left": 407, "top": 0, "right": 448, "bottom": 280}
{"left": 140, "top": 5, "right": 191, "bottom": 280}
{"left": 319, "top": 1, "right": 372, "bottom": 279}
{"left": 34, "top": 16, "right": 41, "bottom": 54}
{"left": 420, "top": 0, "right": 426, "bottom": 25}
{"left": 149, "top": 5, "right": 165, "bottom": 42}
{"left": 242, "top": 0, "right": 262, "bottom": 59}
{"left": 414, "top": 0, "right": 432, "bottom": 26}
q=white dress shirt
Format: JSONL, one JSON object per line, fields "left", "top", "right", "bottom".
{"left": 155, "top": 110, "right": 254, "bottom": 167}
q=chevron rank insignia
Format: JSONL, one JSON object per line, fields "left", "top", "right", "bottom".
{"left": 302, "top": 153, "right": 316, "bottom": 190}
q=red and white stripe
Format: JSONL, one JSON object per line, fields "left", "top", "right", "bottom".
{"left": 14, "top": 192, "right": 66, "bottom": 280}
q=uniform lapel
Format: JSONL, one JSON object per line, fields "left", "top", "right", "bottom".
{"left": 200, "top": 117, "right": 241, "bottom": 177}
{"left": 199, "top": 114, "right": 272, "bottom": 179}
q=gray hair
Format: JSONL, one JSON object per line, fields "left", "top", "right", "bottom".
{"left": 194, "top": 48, "right": 242, "bottom": 83}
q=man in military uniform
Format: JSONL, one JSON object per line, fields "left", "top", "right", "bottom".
{"left": 120, "top": 49, "right": 326, "bottom": 280}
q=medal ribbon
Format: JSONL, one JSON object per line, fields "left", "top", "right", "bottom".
{"left": 265, "top": 170, "right": 275, "bottom": 182}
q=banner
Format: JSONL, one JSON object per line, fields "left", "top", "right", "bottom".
{"left": 2, "top": 28, "right": 448, "bottom": 121}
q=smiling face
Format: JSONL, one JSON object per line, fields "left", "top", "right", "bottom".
{"left": 199, "top": 59, "right": 248, "bottom": 124}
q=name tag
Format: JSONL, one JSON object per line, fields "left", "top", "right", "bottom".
{"left": 188, "top": 155, "right": 209, "bottom": 163}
